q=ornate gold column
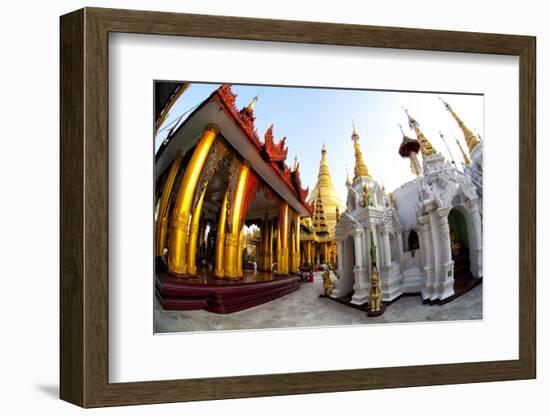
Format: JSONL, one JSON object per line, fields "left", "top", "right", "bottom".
{"left": 224, "top": 162, "right": 250, "bottom": 279}
{"left": 186, "top": 189, "right": 206, "bottom": 276}
{"left": 277, "top": 202, "right": 289, "bottom": 275}
{"left": 267, "top": 219, "right": 273, "bottom": 271}
{"left": 155, "top": 153, "right": 183, "bottom": 258}
{"left": 168, "top": 124, "right": 219, "bottom": 275}
{"left": 237, "top": 226, "right": 244, "bottom": 277}
{"left": 215, "top": 190, "right": 229, "bottom": 278}
{"left": 290, "top": 223, "right": 296, "bottom": 273}
{"left": 294, "top": 215, "right": 301, "bottom": 271}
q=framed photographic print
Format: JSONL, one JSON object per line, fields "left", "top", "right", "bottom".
{"left": 60, "top": 7, "right": 536, "bottom": 408}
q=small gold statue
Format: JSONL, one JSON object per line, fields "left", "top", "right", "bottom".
{"left": 368, "top": 231, "right": 381, "bottom": 312}
{"left": 322, "top": 270, "right": 335, "bottom": 296}
{"left": 450, "top": 229, "right": 462, "bottom": 257}
{"left": 363, "top": 184, "right": 373, "bottom": 207}
{"left": 368, "top": 264, "right": 382, "bottom": 312}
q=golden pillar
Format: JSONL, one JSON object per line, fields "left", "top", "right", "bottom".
{"left": 277, "top": 202, "right": 289, "bottom": 275}
{"left": 276, "top": 220, "right": 281, "bottom": 272}
{"left": 215, "top": 190, "right": 229, "bottom": 278}
{"left": 267, "top": 219, "right": 273, "bottom": 271}
{"left": 290, "top": 223, "right": 296, "bottom": 273}
{"left": 186, "top": 189, "right": 206, "bottom": 276}
{"left": 294, "top": 215, "right": 301, "bottom": 271}
{"left": 168, "top": 124, "right": 219, "bottom": 275}
{"left": 155, "top": 153, "right": 183, "bottom": 258}
{"left": 224, "top": 162, "right": 250, "bottom": 279}
{"left": 237, "top": 226, "right": 244, "bottom": 277}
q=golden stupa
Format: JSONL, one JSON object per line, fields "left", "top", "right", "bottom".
{"left": 308, "top": 143, "right": 345, "bottom": 238}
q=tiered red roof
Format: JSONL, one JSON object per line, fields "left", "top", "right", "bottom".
{"left": 211, "top": 84, "right": 312, "bottom": 215}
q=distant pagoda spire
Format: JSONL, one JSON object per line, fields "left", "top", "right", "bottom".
{"left": 403, "top": 108, "right": 437, "bottom": 157}
{"left": 351, "top": 122, "right": 371, "bottom": 179}
{"left": 455, "top": 137, "right": 472, "bottom": 166}
{"left": 316, "top": 142, "right": 333, "bottom": 189}
{"left": 308, "top": 144, "right": 345, "bottom": 238}
{"left": 439, "top": 97, "right": 480, "bottom": 153}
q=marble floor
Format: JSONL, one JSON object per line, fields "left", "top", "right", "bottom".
{"left": 154, "top": 273, "right": 483, "bottom": 333}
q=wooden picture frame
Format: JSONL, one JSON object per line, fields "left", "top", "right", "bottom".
{"left": 60, "top": 7, "right": 536, "bottom": 408}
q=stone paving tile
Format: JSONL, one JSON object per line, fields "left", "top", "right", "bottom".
{"left": 154, "top": 276, "right": 482, "bottom": 333}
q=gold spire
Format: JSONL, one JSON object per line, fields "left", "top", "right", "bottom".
{"left": 345, "top": 165, "right": 351, "bottom": 187}
{"left": 308, "top": 144, "right": 345, "bottom": 238}
{"left": 246, "top": 95, "right": 258, "bottom": 111}
{"left": 404, "top": 108, "right": 437, "bottom": 157}
{"left": 351, "top": 124, "right": 370, "bottom": 179}
{"left": 440, "top": 98, "right": 480, "bottom": 153}
{"left": 455, "top": 138, "right": 472, "bottom": 166}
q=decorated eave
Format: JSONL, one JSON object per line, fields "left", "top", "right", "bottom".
{"left": 156, "top": 83, "right": 313, "bottom": 216}
{"left": 212, "top": 84, "right": 313, "bottom": 215}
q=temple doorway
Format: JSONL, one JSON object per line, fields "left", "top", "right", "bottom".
{"left": 342, "top": 234, "right": 356, "bottom": 296}
{"left": 448, "top": 207, "right": 473, "bottom": 291}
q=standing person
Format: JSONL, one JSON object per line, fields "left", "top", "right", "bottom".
{"left": 253, "top": 260, "right": 258, "bottom": 274}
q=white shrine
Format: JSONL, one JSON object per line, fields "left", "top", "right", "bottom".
{"left": 332, "top": 100, "right": 483, "bottom": 307}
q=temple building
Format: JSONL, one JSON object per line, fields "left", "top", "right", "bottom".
{"left": 304, "top": 144, "right": 345, "bottom": 266}
{"left": 154, "top": 84, "right": 313, "bottom": 313}
{"left": 332, "top": 104, "right": 483, "bottom": 309}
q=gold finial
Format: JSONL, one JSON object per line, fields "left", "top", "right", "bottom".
{"left": 352, "top": 120, "right": 359, "bottom": 139}
{"left": 345, "top": 165, "right": 351, "bottom": 187}
{"left": 246, "top": 95, "right": 258, "bottom": 111}
{"left": 322, "top": 142, "right": 326, "bottom": 152}
{"left": 390, "top": 192, "right": 395, "bottom": 205}
{"left": 403, "top": 107, "right": 437, "bottom": 157}
{"left": 440, "top": 97, "right": 480, "bottom": 153}
{"left": 351, "top": 123, "right": 370, "bottom": 179}
{"left": 455, "top": 138, "right": 472, "bottom": 166}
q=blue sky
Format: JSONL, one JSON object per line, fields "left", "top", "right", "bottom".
{"left": 155, "top": 82, "right": 483, "bottom": 201}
